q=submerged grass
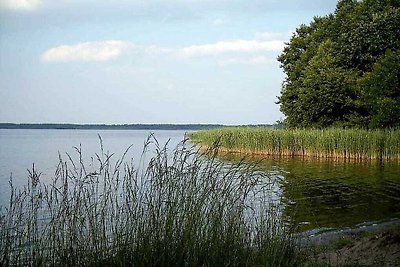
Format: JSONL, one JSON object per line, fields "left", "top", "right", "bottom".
{"left": 189, "top": 128, "right": 400, "bottom": 161}
{"left": 0, "top": 135, "right": 299, "bottom": 266}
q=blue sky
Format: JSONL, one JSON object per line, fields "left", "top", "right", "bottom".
{"left": 0, "top": 0, "right": 338, "bottom": 125}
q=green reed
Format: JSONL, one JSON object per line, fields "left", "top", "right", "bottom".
{"left": 189, "top": 128, "right": 400, "bottom": 160}
{"left": 0, "top": 136, "right": 299, "bottom": 266}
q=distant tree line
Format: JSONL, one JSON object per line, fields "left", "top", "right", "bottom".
{"left": 0, "top": 123, "right": 223, "bottom": 130}
{"left": 278, "top": 0, "right": 400, "bottom": 129}
{"left": 0, "top": 123, "right": 276, "bottom": 130}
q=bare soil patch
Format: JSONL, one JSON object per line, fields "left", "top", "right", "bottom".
{"left": 317, "top": 231, "right": 400, "bottom": 266}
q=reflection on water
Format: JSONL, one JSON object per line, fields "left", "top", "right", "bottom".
{"left": 219, "top": 153, "right": 400, "bottom": 232}
{"left": 1, "top": 129, "right": 399, "bottom": 233}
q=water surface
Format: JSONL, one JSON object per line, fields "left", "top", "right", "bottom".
{"left": 219, "top": 154, "right": 400, "bottom": 232}
{"left": 0, "top": 129, "right": 189, "bottom": 205}
{"left": 1, "top": 129, "right": 399, "bottom": 232}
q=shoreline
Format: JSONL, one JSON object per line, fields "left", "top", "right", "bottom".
{"left": 300, "top": 218, "right": 400, "bottom": 266}
{"left": 194, "top": 144, "right": 400, "bottom": 162}
{"left": 297, "top": 217, "right": 400, "bottom": 247}
{"left": 189, "top": 127, "right": 400, "bottom": 161}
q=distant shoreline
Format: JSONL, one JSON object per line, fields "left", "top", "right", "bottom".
{"left": 0, "top": 123, "right": 273, "bottom": 131}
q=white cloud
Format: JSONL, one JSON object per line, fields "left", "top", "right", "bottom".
{"left": 0, "top": 0, "right": 42, "bottom": 11}
{"left": 41, "top": 35, "right": 286, "bottom": 64}
{"left": 41, "top": 41, "right": 132, "bottom": 62}
{"left": 179, "top": 40, "right": 285, "bottom": 57}
{"left": 139, "top": 39, "right": 285, "bottom": 58}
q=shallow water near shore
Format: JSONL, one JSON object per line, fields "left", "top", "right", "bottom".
{"left": 1, "top": 129, "right": 399, "bottom": 232}
{"left": 214, "top": 152, "right": 400, "bottom": 232}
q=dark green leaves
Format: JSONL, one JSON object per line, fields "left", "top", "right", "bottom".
{"left": 278, "top": 0, "right": 400, "bottom": 129}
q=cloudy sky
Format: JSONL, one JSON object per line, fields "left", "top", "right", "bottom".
{"left": 0, "top": 0, "right": 337, "bottom": 125}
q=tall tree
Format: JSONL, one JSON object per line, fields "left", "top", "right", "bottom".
{"left": 361, "top": 50, "right": 400, "bottom": 128}
{"left": 278, "top": 0, "right": 400, "bottom": 128}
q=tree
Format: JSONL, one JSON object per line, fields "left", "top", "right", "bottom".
{"left": 278, "top": 0, "right": 400, "bottom": 128}
{"left": 360, "top": 50, "right": 400, "bottom": 128}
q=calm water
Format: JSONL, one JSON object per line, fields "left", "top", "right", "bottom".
{"left": 0, "top": 129, "right": 189, "bottom": 205}
{"left": 1, "top": 129, "right": 399, "bottom": 231}
{"left": 220, "top": 154, "right": 400, "bottom": 231}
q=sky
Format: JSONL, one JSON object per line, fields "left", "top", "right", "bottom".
{"left": 0, "top": 0, "right": 338, "bottom": 125}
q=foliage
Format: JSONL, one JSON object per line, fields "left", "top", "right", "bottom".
{"left": 360, "top": 50, "right": 400, "bottom": 128}
{"left": 189, "top": 127, "right": 400, "bottom": 160}
{"left": 278, "top": 0, "right": 400, "bottom": 128}
{"left": 0, "top": 136, "right": 299, "bottom": 267}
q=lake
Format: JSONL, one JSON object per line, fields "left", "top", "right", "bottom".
{"left": 220, "top": 153, "right": 400, "bottom": 231}
{"left": 1, "top": 129, "right": 399, "bottom": 232}
{"left": 0, "top": 129, "right": 190, "bottom": 205}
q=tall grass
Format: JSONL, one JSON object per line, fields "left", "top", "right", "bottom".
{"left": 0, "top": 136, "right": 299, "bottom": 266}
{"left": 189, "top": 128, "right": 400, "bottom": 161}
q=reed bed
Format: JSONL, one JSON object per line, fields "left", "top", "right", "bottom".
{"left": 189, "top": 128, "right": 400, "bottom": 161}
{"left": 0, "top": 136, "right": 299, "bottom": 266}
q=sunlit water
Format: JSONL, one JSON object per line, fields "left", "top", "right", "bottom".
{"left": 1, "top": 129, "right": 399, "bottom": 232}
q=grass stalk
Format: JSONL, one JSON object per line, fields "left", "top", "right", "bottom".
{"left": 0, "top": 136, "right": 299, "bottom": 266}
{"left": 189, "top": 128, "right": 400, "bottom": 161}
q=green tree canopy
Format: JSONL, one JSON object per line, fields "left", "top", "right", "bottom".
{"left": 278, "top": 0, "right": 400, "bottom": 128}
{"left": 361, "top": 50, "right": 400, "bottom": 128}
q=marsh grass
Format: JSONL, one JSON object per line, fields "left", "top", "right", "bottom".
{"left": 189, "top": 128, "right": 400, "bottom": 161}
{"left": 0, "top": 135, "right": 299, "bottom": 266}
